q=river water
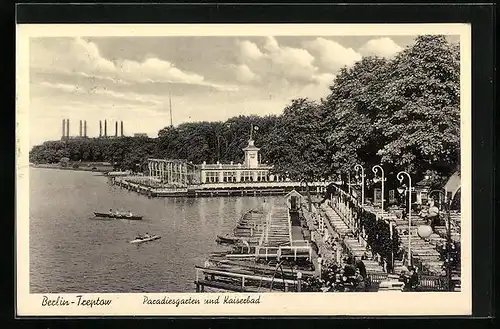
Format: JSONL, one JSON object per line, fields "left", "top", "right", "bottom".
{"left": 29, "top": 168, "right": 276, "bottom": 293}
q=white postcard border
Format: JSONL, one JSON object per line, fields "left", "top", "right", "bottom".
{"left": 16, "top": 23, "right": 472, "bottom": 316}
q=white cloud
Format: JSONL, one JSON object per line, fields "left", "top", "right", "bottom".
{"left": 38, "top": 81, "right": 164, "bottom": 106}
{"left": 230, "top": 64, "right": 259, "bottom": 83}
{"left": 31, "top": 37, "right": 237, "bottom": 91}
{"left": 116, "top": 57, "right": 205, "bottom": 85}
{"left": 39, "top": 81, "right": 81, "bottom": 93}
{"left": 244, "top": 36, "right": 319, "bottom": 83}
{"left": 359, "top": 37, "right": 403, "bottom": 58}
{"left": 313, "top": 73, "right": 336, "bottom": 85}
{"left": 304, "top": 37, "right": 362, "bottom": 72}
{"left": 238, "top": 40, "right": 264, "bottom": 60}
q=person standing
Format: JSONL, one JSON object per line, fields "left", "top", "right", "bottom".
{"left": 354, "top": 256, "right": 367, "bottom": 281}
{"left": 427, "top": 200, "right": 440, "bottom": 230}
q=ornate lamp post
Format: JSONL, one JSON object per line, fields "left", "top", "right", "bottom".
{"left": 348, "top": 171, "right": 352, "bottom": 196}
{"left": 373, "top": 165, "right": 392, "bottom": 270}
{"left": 372, "top": 165, "right": 386, "bottom": 213}
{"left": 354, "top": 164, "right": 366, "bottom": 207}
{"left": 397, "top": 171, "right": 413, "bottom": 266}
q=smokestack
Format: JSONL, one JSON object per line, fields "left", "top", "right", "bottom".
{"left": 66, "top": 119, "right": 70, "bottom": 138}
{"left": 115, "top": 121, "right": 118, "bottom": 137}
{"left": 121, "top": 121, "right": 124, "bottom": 137}
{"left": 84, "top": 121, "right": 87, "bottom": 137}
{"left": 79, "top": 120, "right": 82, "bottom": 137}
{"left": 99, "top": 120, "right": 102, "bottom": 137}
{"left": 62, "top": 119, "right": 66, "bottom": 138}
{"left": 104, "top": 120, "right": 107, "bottom": 137}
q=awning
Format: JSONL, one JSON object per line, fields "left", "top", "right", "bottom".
{"left": 444, "top": 171, "right": 461, "bottom": 198}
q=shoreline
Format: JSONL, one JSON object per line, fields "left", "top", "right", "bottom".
{"left": 30, "top": 163, "right": 112, "bottom": 174}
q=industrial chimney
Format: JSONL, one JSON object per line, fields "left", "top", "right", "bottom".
{"left": 84, "top": 120, "right": 87, "bottom": 137}
{"left": 79, "top": 120, "right": 82, "bottom": 137}
{"left": 104, "top": 120, "right": 107, "bottom": 137}
{"left": 120, "top": 121, "right": 124, "bottom": 137}
{"left": 99, "top": 120, "right": 102, "bottom": 137}
{"left": 66, "top": 119, "right": 70, "bottom": 138}
{"left": 62, "top": 119, "right": 66, "bottom": 139}
{"left": 115, "top": 121, "right": 118, "bottom": 137}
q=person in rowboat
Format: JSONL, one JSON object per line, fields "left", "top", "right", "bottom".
{"left": 109, "top": 208, "right": 114, "bottom": 215}
{"left": 127, "top": 210, "right": 133, "bottom": 217}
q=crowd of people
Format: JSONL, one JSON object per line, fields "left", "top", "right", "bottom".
{"left": 316, "top": 255, "right": 368, "bottom": 292}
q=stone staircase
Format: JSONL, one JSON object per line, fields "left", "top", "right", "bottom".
{"left": 320, "top": 204, "right": 350, "bottom": 236}
{"left": 265, "top": 206, "right": 291, "bottom": 246}
{"left": 321, "top": 203, "right": 385, "bottom": 274}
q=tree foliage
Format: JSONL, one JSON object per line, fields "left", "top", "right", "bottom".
{"left": 266, "top": 98, "right": 329, "bottom": 182}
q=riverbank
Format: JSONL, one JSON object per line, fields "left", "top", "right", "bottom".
{"left": 30, "top": 163, "right": 113, "bottom": 173}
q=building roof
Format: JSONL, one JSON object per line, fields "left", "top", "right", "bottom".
{"left": 147, "top": 158, "right": 188, "bottom": 163}
{"left": 285, "top": 189, "right": 304, "bottom": 199}
{"left": 201, "top": 163, "right": 273, "bottom": 170}
{"left": 242, "top": 139, "right": 260, "bottom": 151}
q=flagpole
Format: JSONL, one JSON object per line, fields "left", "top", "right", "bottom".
{"left": 169, "top": 87, "right": 173, "bottom": 127}
{"left": 250, "top": 123, "right": 253, "bottom": 140}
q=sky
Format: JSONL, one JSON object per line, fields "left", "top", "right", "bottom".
{"left": 29, "top": 34, "right": 459, "bottom": 147}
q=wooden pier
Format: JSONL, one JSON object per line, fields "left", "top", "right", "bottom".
{"left": 111, "top": 176, "right": 327, "bottom": 198}
{"left": 195, "top": 200, "right": 315, "bottom": 292}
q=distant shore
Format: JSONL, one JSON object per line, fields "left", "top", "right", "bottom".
{"left": 30, "top": 163, "right": 112, "bottom": 173}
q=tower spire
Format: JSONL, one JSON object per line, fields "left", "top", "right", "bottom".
{"left": 250, "top": 123, "right": 253, "bottom": 141}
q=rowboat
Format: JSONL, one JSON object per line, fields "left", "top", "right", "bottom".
{"left": 129, "top": 235, "right": 161, "bottom": 244}
{"left": 94, "top": 212, "right": 143, "bottom": 220}
{"left": 216, "top": 235, "right": 243, "bottom": 244}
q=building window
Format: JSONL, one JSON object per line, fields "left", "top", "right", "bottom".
{"left": 241, "top": 171, "right": 253, "bottom": 182}
{"left": 257, "top": 171, "right": 268, "bottom": 182}
{"left": 206, "top": 171, "right": 219, "bottom": 183}
{"left": 223, "top": 171, "right": 236, "bottom": 183}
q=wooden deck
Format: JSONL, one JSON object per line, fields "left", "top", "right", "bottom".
{"left": 195, "top": 202, "right": 313, "bottom": 292}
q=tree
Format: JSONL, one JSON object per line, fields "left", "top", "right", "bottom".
{"left": 266, "top": 98, "right": 329, "bottom": 210}
{"left": 324, "top": 56, "right": 390, "bottom": 175}
{"left": 375, "top": 35, "right": 460, "bottom": 181}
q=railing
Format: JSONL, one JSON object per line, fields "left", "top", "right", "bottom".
{"left": 195, "top": 266, "right": 298, "bottom": 292}
{"left": 254, "top": 245, "right": 313, "bottom": 261}
{"left": 287, "top": 210, "right": 293, "bottom": 245}
{"left": 366, "top": 272, "right": 454, "bottom": 291}
{"left": 199, "top": 181, "right": 328, "bottom": 189}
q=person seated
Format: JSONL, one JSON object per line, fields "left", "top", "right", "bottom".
{"left": 109, "top": 208, "right": 114, "bottom": 215}
{"left": 355, "top": 269, "right": 365, "bottom": 292}
{"left": 115, "top": 210, "right": 121, "bottom": 216}
{"left": 354, "top": 256, "right": 367, "bottom": 280}
{"left": 127, "top": 210, "right": 133, "bottom": 217}
{"left": 343, "top": 260, "right": 357, "bottom": 278}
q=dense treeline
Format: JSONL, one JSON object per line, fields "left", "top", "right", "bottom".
{"left": 30, "top": 35, "right": 460, "bottom": 187}
{"left": 29, "top": 115, "right": 279, "bottom": 171}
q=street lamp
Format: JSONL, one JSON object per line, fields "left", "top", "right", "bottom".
{"left": 397, "top": 171, "right": 413, "bottom": 266}
{"left": 373, "top": 165, "right": 392, "bottom": 270}
{"left": 354, "top": 164, "right": 366, "bottom": 207}
{"left": 372, "top": 165, "right": 386, "bottom": 213}
{"left": 348, "top": 171, "right": 352, "bottom": 196}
